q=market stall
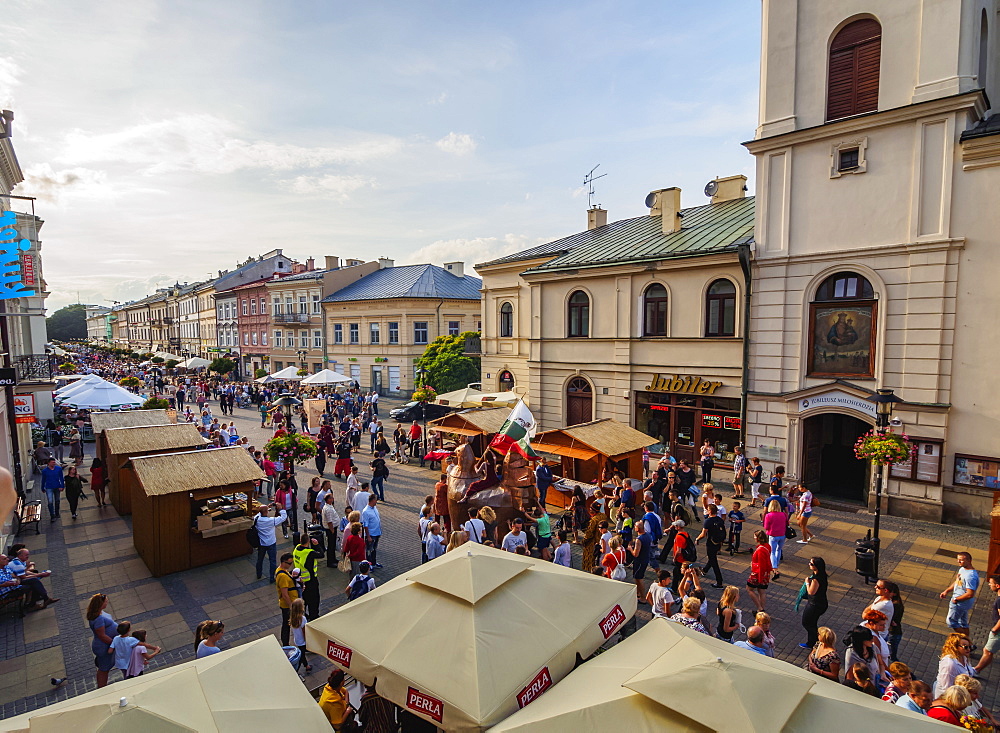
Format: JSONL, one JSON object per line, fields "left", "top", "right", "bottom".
{"left": 104, "top": 423, "right": 207, "bottom": 515}
{"left": 426, "top": 407, "right": 511, "bottom": 456}
{"left": 124, "top": 446, "right": 264, "bottom": 577}
{"left": 533, "top": 419, "right": 656, "bottom": 511}
{"left": 91, "top": 408, "right": 172, "bottom": 465}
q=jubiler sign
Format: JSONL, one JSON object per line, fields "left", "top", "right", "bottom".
{"left": 645, "top": 374, "right": 723, "bottom": 395}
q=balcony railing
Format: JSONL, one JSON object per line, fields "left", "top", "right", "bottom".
{"left": 463, "top": 335, "right": 481, "bottom": 355}
{"left": 14, "top": 354, "right": 55, "bottom": 383}
{"left": 273, "top": 313, "right": 310, "bottom": 324}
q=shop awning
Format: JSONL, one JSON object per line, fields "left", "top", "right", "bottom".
{"left": 531, "top": 442, "right": 600, "bottom": 461}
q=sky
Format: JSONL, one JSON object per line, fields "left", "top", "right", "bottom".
{"left": 1, "top": 0, "right": 761, "bottom": 312}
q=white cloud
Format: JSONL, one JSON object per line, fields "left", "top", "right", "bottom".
{"left": 0, "top": 57, "right": 22, "bottom": 108}
{"left": 19, "top": 163, "right": 111, "bottom": 202}
{"left": 279, "top": 174, "right": 375, "bottom": 199}
{"left": 429, "top": 92, "right": 448, "bottom": 105}
{"left": 407, "top": 233, "right": 542, "bottom": 268}
{"left": 58, "top": 114, "right": 404, "bottom": 176}
{"left": 435, "top": 132, "right": 477, "bottom": 156}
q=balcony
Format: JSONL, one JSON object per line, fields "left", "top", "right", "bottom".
{"left": 273, "top": 313, "right": 310, "bottom": 324}
{"left": 14, "top": 354, "right": 55, "bottom": 383}
{"left": 463, "top": 335, "right": 481, "bottom": 355}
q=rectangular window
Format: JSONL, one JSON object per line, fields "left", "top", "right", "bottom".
{"left": 388, "top": 322, "right": 399, "bottom": 344}
{"left": 251, "top": 331, "right": 258, "bottom": 345}
{"left": 448, "top": 321, "right": 460, "bottom": 336}
{"left": 313, "top": 362, "right": 323, "bottom": 374}
{"left": 313, "top": 330, "right": 322, "bottom": 348}
{"left": 312, "top": 295, "right": 321, "bottom": 314}
{"left": 243, "top": 332, "right": 249, "bottom": 346}
{"left": 286, "top": 331, "right": 294, "bottom": 347}
{"left": 299, "top": 296, "right": 308, "bottom": 314}
{"left": 260, "top": 297, "right": 267, "bottom": 314}
{"left": 350, "top": 323, "right": 359, "bottom": 344}
{"left": 241, "top": 300, "right": 248, "bottom": 316}
{"left": 334, "top": 324, "right": 343, "bottom": 344}
{"left": 838, "top": 147, "right": 860, "bottom": 172}
{"left": 414, "top": 321, "right": 429, "bottom": 344}
{"left": 250, "top": 299, "right": 257, "bottom": 315}
{"left": 261, "top": 331, "right": 268, "bottom": 346}
{"left": 273, "top": 297, "right": 283, "bottom": 315}
{"left": 300, "top": 332, "right": 309, "bottom": 349}
{"left": 274, "top": 361, "right": 283, "bottom": 371}
{"left": 370, "top": 323, "right": 380, "bottom": 344}
{"left": 274, "top": 330, "right": 283, "bottom": 348}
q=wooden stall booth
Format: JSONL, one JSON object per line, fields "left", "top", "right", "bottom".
{"left": 104, "top": 423, "right": 207, "bottom": 515}
{"left": 533, "top": 419, "right": 656, "bottom": 511}
{"left": 124, "top": 446, "right": 264, "bottom": 577}
{"left": 91, "top": 409, "right": 173, "bottom": 466}
{"left": 426, "top": 407, "right": 511, "bottom": 456}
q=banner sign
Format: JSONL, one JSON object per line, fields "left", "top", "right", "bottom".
{"left": 13, "top": 394, "right": 34, "bottom": 423}
{"left": 0, "top": 211, "right": 36, "bottom": 299}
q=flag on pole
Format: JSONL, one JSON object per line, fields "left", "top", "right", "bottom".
{"left": 489, "top": 399, "right": 539, "bottom": 459}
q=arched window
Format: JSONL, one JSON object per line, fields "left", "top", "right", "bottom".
{"left": 567, "top": 290, "right": 590, "bottom": 338}
{"left": 705, "top": 279, "right": 737, "bottom": 337}
{"left": 814, "top": 271, "right": 874, "bottom": 301}
{"left": 566, "top": 377, "right": 593, "bottom": 426}
{"left": 827, "top": 18, "right": 882, "bottom": 121}
{"left": 499, "top": 302, "right": 513, "bottom": 338}
{"left": 642, "top": 283, "right": 668, "bottom": 337}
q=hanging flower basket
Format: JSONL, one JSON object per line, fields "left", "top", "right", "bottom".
{"left": 412, "top": 385, "right": 437, "bottom": 403}
{"left": 58, "top": 362, "right": 76, "bottom": 373}
{"left": 118, "top": 376, "right": 143, "bottom": 389}
{"left": 854, "top": 429, "right": 915, "bottom": 465}
{"left": 264, "top": 432, "right": 317, "bottom": 465}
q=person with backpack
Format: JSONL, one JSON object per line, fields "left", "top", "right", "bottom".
{"left": 602, "top": 536, "right": 628, "bottom": 580}
{"left": 369, "top": 455, "right": 389, "bottom": 502}
{"left": 345, "top": 561, "right": 376, "bottom": 601}
{"left": 669, "top": 520, "right": 696, "bottom": 595}
{"left": 695, "top": 503, "right": 727, "bottom": 588}
{"left": 641, "top": 501, "right": 662, "bottom": 571}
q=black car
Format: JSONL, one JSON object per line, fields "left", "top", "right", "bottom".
{"left": 389, "top": 401, "right": 452, "bottom": 422}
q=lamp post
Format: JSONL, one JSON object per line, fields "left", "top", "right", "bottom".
{"left": 416, "top": 367, "right": 429, "bottom": 467}
{"left": 866, "top": 387, "right": 903, "bottom": 580}
{"left": 273, "top": 392, "right": 302, "bottom": 435}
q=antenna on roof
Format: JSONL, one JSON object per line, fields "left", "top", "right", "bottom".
{"left": 582, "top": 164, "right": 607, "bottom": 209}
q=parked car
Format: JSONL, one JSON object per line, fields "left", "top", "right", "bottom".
{"left": 389, "top": 401, "right": 452, "bottom": 422}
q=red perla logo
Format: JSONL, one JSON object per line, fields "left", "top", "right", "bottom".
{"left": 600, "top": 604, "right": 626, "bottom": 639}
{"left": 406, "top": 687, "right": 444, "bottom": 723}
{"left": 327, "top": 641, "right": 352, "bottom": 668}
{"left": 516, "top": 667, "right": 553, "bottom": 708}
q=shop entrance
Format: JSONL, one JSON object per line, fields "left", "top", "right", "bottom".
{"left": 801, "top": 412, "right": 871, "bottom": 501}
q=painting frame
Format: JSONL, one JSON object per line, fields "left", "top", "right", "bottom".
{"left": 807, "top": 300, "right": 877, "bottom": 378}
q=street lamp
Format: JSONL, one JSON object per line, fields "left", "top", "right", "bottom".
{"left": 866, "top": 387, "right": 904, "bottom": 579}
{"left": 273, "top": 392, "right": 302, "bottom": 435}
{"left": 415, "top": 367, "right": 430, "bottom": 467}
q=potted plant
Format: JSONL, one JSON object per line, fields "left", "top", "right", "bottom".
{"left": 854, "top": 429, "right": 915, "bottom": 465}
{"left": 412, "top": 384, "right": 437, "bottom": 403}
{"left": 58, "top": 362, "right": 76, "bottom": 373}
{"left": 296, "top": 368, "right": 309, "bottom": 377}
{"left": 142, "top": 396, "right": 170, "bottom": 410}
{"left": 254, "top": 368, "right": 267, "bottom": 378}
{"left": 119, "top": 375, "right": 143, "bottom": 390}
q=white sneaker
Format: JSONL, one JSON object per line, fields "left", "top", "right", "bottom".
{"left": 796, "top": 539, "right": 808, "bottom": 544}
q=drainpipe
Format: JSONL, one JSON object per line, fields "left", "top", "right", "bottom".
{"left": 435, "top": 299, "right": 444, "bottom": 340}
{"left": 737, "top": 242, "right": 753, "bottom": 449}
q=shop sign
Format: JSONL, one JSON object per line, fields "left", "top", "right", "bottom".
{"left": 517, "top": 667, "right": 553, "bottom": 709}
{"left": 13, "top": 394, "right": 34, "bottom": 423}
{"left": 645, "top": 374, "right": 722, "bottom": 395}
{"left": 599, "top": 604, "right": 626, "bottom": 638}
{"left": 648, "top": 404, "right": 670, "bottom": 412}
{"left": 406, "top": 687, "right": 444, "bottom": 723}
{"left": 0, "top": 211, "right": 36, "bottom": 300}
{"left": 724, "top": 416, "right": 741, "bottom": 430}
{"left": 20, "top": 253, "right": 35, "bottom": 287}
{"left": 374, "top": 357, "right": 388, "bottom": 363}
{"left": 0, "top": 367, "right": 16, "bottom": 386}
{"left": 702, "top": 414, "right": 722, "bottom": 428}
{"left": 797, "top": 390, "right": 876, "bottom": 418}
{"left": 326, "top": 641, "right": 353, "bottom": 667}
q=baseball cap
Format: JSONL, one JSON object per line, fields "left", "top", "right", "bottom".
{"left": 671, "top": 519, "right": 686, "bottom": 528}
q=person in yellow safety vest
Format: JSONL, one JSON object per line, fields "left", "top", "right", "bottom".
{"left": 292, "top": 535, "right": 324, "bottom": 620}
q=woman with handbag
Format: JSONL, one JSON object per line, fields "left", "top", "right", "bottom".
{"left": 799, "top": 556, "right": 829, "bottom": 649}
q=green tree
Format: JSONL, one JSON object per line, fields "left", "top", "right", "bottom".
{"left": 46, "top": 304, "right": 87, "bottom": 341}
{"left": 415, "top": 331, "right": 480, "bottom": 393}
{"left": 254, "top": 368, "right": 267, "bottom": 378}
{"left": 164, "top": 359, "right": 179, "bottom": 369}
{"left": 209, "top": 357, "right": 235, "bottom": 376}
{"left": 150, "top": 356, "right": 164, "bottom": 364}
{"left": 142, "top": 397, "right": 170, "bottom": 409}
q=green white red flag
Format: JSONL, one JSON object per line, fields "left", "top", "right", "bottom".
{"left": 489, "top": 399, "right": 539, "bottom": 459}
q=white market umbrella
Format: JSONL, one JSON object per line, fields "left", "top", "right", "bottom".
{"left": 300, "top": 369, "right": 352, "bottom": 386}
{"left": 61, "top": 382, "right": 144, "bottom": 410}
{"left": 475, "top": 391, "right": 521, "bottom": 408}
{"left": 153, "top": 351, "right": 183, "bottom": 362}
{"left": 269, "top": 366, "right": 304, "bottom": 381}
{"left": 179, "top": 357, "right": 210, "bottom": 369}
{"left": 435, "top": 386, "right": 485, "bottom": 407}
{"left": 55, "top": 374, "right": 107, "bottom": 398}
{"left": 255, "top": 374, "right": 279, "bottom": 384}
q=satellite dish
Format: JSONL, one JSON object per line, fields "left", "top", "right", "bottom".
{"left": 704, "top": 180, "right": 719, "bottom": 198}
{"left": 644, "top": 192, "right": 657, "bottom": 208}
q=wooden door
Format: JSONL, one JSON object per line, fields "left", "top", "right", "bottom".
{"left": 566, "top": 378, "right": 592, "bottom": 426}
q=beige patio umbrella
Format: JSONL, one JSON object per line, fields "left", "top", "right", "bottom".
{"left": 306, "top": 543, "right": 637, "bottom": 732}
{"left": 489, "top": 619, "right": 950, "bottom": 733}
{"left": 474, "top": 391, "right": 520, "bottom": 407}
{"left": 0, "top": 638, "right": 328, "bottom": 732}
{"left": 435, "top": 386, "right": 485, "bottom": 407}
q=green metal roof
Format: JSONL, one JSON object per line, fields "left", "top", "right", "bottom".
{"left": 521, "top": 196, "right": 754, "bottom": 274}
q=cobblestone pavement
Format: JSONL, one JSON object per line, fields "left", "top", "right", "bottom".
{"left": 0, "top": 397, "right": 995, "bottom": 717}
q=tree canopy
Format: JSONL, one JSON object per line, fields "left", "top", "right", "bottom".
{"left": 46, "top": 304, "right": 87, "bottom": 341}
{"left": 414, "top": 331, "right": 480, "bottom": 393}
{"left": 209, "top": 357, "right": 236, "bottom": 375}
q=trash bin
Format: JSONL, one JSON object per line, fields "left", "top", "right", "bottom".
{"left": 855, "top": 536, "right": 880, "bottom": 579}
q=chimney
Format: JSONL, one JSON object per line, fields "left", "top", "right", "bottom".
{"left": 709, "top": 175, "right": 748, "bottom": 204}
{"left": 324, "top": 256, "right": 340, "bottom": 270}
{"left": 587, "top": 207, "right": 608, "bottom": 230}
{"left": 648, "top": 187, "right": 682, "bottom": 234}
{"left": 305, "top": 257, "right": 315, "bottom": 271}
{"left": 443, "top": 261, "right": 464, "bottom": 277}
{"left": 291, "top": 263, "right": 306, "bottom": 274}
{"left": 378, "top": 258, "right": 395, "bottom": 270}
{"left": 345, "top": 259, "right": 364, "bottom": 267}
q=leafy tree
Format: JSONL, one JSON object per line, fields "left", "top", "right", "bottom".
{"left": 150, "top": 356, "right": 164, "bottom": 364}
{"left": 414, "top": 331, "right": 481, "bottom": 393}
{"left": 164, "top": 359, "right": 179, "bottom": 369}
{"left": 209, "top": 357, "right": 235, "bottom": 376}
{"left": 46, "top": 304, "right": 87, "bottom": 341}
{"left": 119, "top": 376, "right": 143, "bottom": 389}
{"left": 142, "top": 397, "right": 170, "bottom": 409}
{"left": 254, "top": 368, "right": 267, "bottom": 378}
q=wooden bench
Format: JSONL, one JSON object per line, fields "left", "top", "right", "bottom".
{"left": 14, "top": 495, "right": 41, "bottom": 536}
{"left": 0, "top": 588, "right": 26, "bottom": 618}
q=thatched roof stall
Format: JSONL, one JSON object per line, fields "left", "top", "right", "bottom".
{"left": 124, "top": 447, "right": 264, "bottom": 577}
{"left": 104, "top": 423, "right": 207, "bottom": 515}
{"left": 91, "top": 409, "right": 173, "bottom": 466}
{"left": 427, "top": 407, "right": 511, "bottom": 454}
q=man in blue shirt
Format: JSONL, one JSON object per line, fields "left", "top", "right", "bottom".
{"left": 641, "top": 501, "right": 662, "bottom": 570}
{"left": 534, "top": 458, "right": 553, "bottom": 510}
{"left": 39, "top": 459, "right": 64, "bottom": 521}
{"left": 254, "top": 503, "right": 288, "bottom": 582}
{"left": 734, "top": 626, "right": 770, "bottom": 655}
{"left": 361, "top": 494, "right": 383, "bottom": 569}
{"left": 0, "top": 555, "right": 24, "bottom": 601}
{"left": 630, "top": 524, "right": 653, "bottom": 603}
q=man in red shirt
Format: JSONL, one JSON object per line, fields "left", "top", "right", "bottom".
{"left": 408, "top": 421, "right": 422, "bottom": 458}
{"left": 261, "top": 456, "right": 277, "bottom": 499}
{"left": 670, "top": 520, "right": 695, "bottom": 595}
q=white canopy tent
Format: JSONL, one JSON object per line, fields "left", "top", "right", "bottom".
{"left": 179, "top": 357, "right": 210, "bottom": 369}
{"left": 54, "top": 374, "right": 107, "bottom": 398}
{"left": 300, "top": 369, "right": 353, "bottom": 385}
{"left": 269, "top": 366, "right": 305, "bottom": 381}
{"left": 60, "top": 382, "right": 144, "bottom": 410}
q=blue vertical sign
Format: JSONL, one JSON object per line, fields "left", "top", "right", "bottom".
{"left": 0, "top": 210, "right": 35, "bottom": 299}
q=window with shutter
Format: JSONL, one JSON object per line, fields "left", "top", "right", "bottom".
{"left": 826, "top": 18, "right": 882, "bottom": 122}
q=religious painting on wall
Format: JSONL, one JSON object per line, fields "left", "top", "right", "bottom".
{"left": 807, "top": 301, "right": 876, "bottom": 378}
